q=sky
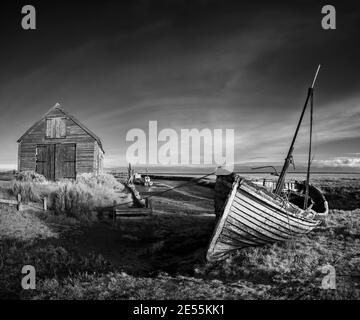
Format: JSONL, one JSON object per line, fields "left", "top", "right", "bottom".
{"left": 0, "top": 0, "right": 359, "bottom": 171}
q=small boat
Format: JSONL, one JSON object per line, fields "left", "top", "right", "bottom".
{"left": 207, "top": 65, "right": 328, "bottom": 261}
{"left": 207, "top": 176, "right": 328, "bottom": 261}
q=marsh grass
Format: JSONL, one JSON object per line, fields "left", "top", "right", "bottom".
{"left": 10, "top": 181, "right": 42, "bottom": 203}
{"left": 10, "top": 171, "right": 49, "bottom": 203}
{"left": 0, "top": 206, "right": 57, "bottom": 241}
{"left": 8, "top": 172, "right": 131, "bottom": 224}
{"left": 15, "top": 171, "right": 47, "bottom": 183}
{"left": 312, "top": 178, "right": 360, "bottom": 210}
{"left": 76, "top": 173, "right": 125, "bottom": 191}
{"left": 0, "top": 209, "right": 357, "bottom": 300}
{"left": 0, "top": 239, "right": 112, "bottom": 299}
{"left": 1, "top": 176, "right": 359, "bottom": 300}
{"left": 195, "top": 209, "right": 360, "bottom": 299}
{"left": 50, "top": 179, "right": 129, "bottom": 223}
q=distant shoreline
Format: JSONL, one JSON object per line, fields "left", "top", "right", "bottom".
{"left": 126, "top": 171, "right": 360, "bottom": 175}
{"left": 1, "top": 169, "right": 359, "bottom": 176}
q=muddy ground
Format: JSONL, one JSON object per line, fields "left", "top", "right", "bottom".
{"left": 56, "top": 179, "right": 216, "bottom": 275}
{"left": 0, "top": 178, "right": 217, "bottom": 276}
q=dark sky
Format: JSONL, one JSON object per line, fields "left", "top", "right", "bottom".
{"left": 0, "top": 0, "right": 359, "bottom": 170}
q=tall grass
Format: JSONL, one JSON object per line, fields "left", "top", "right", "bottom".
{"left": 10, "top": 171, "right": 46, "bottom": 203}
{"left": 48, "top": 174, "right": 130, "bottom": 223}
{"left": 9, "top": 172, "right": 131, "bottom": 223}
{"left": 15, "top": 171, "right": 47, "bottom": 183}
{"left": 10, "top": 181, "right": 41, "bottom": 203}
{"left": 76, "top": 173, "right": 124, "bottom": 191}
{"left": 50, "top": 178, "right": 130, "bottom": 223}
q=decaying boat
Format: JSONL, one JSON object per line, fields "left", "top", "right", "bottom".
{"left": 207, "top": 65, "right": 329, "bottom": 261}
{"left": 207, "top": 176, "right": 328, "bottom": 261}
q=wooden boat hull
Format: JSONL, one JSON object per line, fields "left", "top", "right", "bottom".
{"left": 207, "top": 177, "right": 323, "bottom": 262}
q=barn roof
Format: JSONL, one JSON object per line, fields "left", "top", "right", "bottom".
{"left": 17, "top": 103, "right": 105, "bottom": 153}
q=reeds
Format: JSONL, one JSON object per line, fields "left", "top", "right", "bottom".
{"left": 10, "top": 171, "right": 131, "bottom": 223}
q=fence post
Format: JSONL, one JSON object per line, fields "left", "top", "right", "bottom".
{"left": 43, "top": 196, "right": 47, "bottom": 211}
{"left": 113, "top": 200, "right": 117, "bottom": 221}
{"left": 147, "top": 198, "right": 152, "bottom": 210}
{"left": 17, "top": 194, "right": 22, "bottom": 211}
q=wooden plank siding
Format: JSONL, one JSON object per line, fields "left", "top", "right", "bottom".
{"left": 76, "top": 142, "right": 95, "bottom": 174}
{"left": 18, "top": 106, "right": 103, "bottom": 179}
{"left": 93, "top": 142, "right": 104, "bottom": 175}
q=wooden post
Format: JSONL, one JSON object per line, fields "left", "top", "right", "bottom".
{"left": 43, "top": 197, "right": 47, "bottom": 211}
{"left": 148, "top": 198, "right": 153, "bottom": 214}
{"left": 17, "top": 194, "right": 22, "bottom": 211}
{"left": 113, "top": 200, "right": 117, "bottom": 221}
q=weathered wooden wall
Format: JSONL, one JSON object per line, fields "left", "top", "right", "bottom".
{"left": 93, "top": 142, "right": 104, "bottom": 175}
{"left": 18, "top": 108, "right": 97, "bottom": 176}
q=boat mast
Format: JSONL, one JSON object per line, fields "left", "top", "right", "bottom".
{"left": 274, "top": 65, "right": 321, "bottom": 195}
{"left": 304, "top": 89, "right": 314, "bottom": 209}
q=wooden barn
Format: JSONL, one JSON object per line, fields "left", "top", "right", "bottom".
{"left": 17, "top": 103, "right": 105, "bottom": 180}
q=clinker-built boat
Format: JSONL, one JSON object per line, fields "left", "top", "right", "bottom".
{"left": 207, "top": 65, "right": 329, "bottom": 261}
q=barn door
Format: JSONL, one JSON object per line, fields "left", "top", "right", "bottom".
{"left": 55, "top": 144, "right": 76, "bottom": 180}
{"left": 36, "top": 145, "right": 55, "bottom": 180}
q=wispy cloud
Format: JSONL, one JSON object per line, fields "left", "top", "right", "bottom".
{"left": 314, "top": 157, "right": 360, "bottom": 168}
{"left": 0, "top": 2, "right": 359, "bottom": 168}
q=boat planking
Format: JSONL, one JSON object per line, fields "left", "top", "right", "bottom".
{"left": 207, "top": 176, "right": 328, "bottom": 261}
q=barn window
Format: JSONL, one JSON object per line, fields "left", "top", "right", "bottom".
{"left": 46, "top": 117, "right": 66, "bottom": 138}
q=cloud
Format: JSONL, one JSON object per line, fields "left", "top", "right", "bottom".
{"left": 1, "top": 2, "right": 360, "bottom": 169}
{"left": 313, "top": 157, "right": 360, "bottom": 168}
{"left": 0, "top": 164, "right": 16, "bottom": 171}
